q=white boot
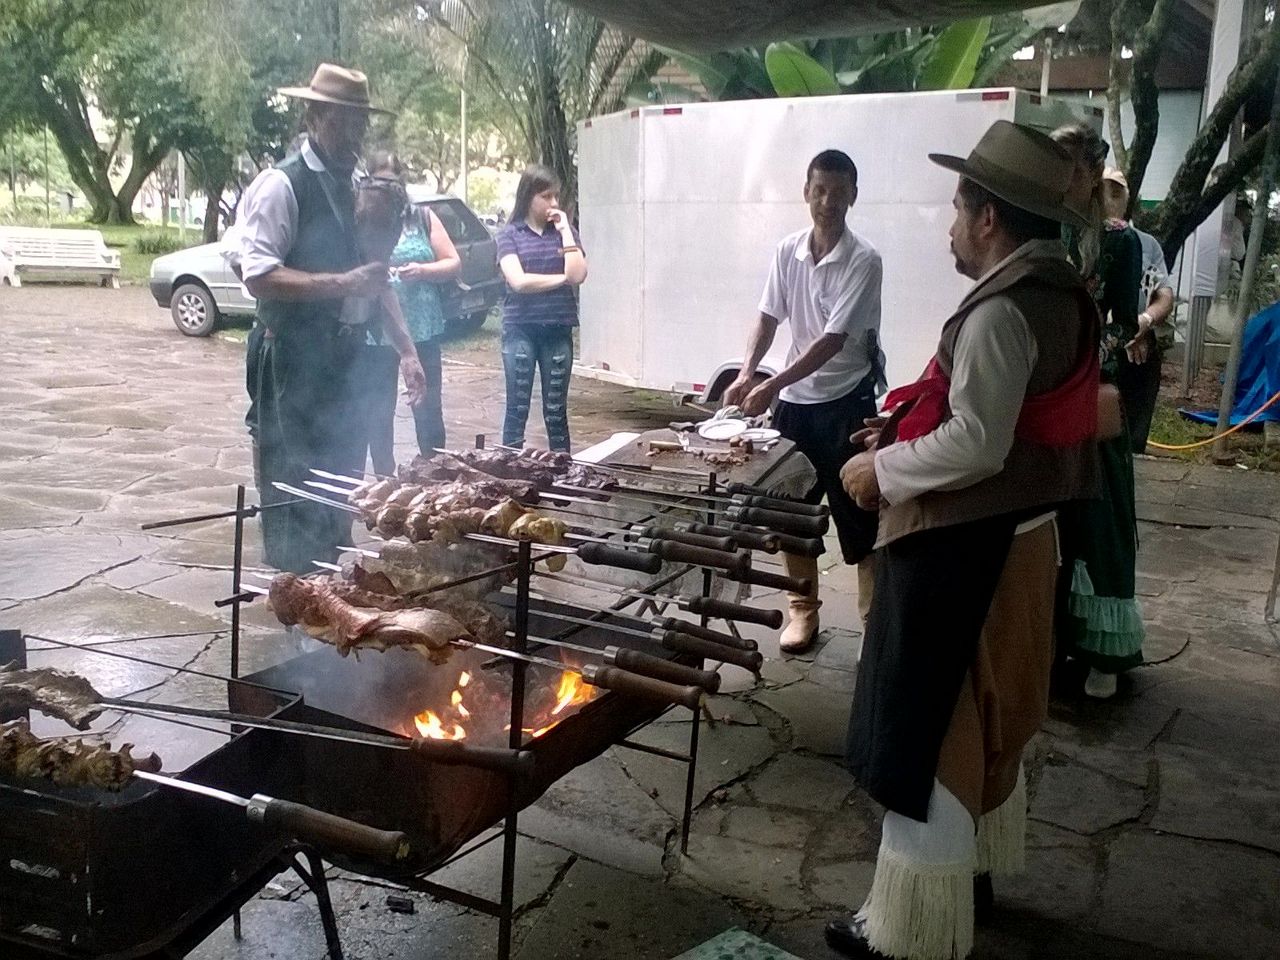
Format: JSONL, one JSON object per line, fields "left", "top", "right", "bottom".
{"left": 1084, "top": 667, "right": 1119, "bottom": 699}
{"left": 780, "top": 552, "right": 821, "bottom": 653}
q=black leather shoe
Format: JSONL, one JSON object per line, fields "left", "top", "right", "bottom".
{"left": 974, "top": 872, "right": 994, "bottom": 925}
{"left": 824, "top": 917, "right": 889, "bottom": 958}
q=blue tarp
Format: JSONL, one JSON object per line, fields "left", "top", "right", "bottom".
{"left": 1181, "top": 301, "right": 1280, "bottom": 427}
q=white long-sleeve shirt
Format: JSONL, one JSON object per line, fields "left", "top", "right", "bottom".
{"left": 874, "top": 239, "right": 1070, "bottom": 505}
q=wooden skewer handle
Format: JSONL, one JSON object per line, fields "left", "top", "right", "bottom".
{"left": 604, "top": 646, "right": 721, "bottom": 693}
{"left": 680, "top": 521, "right": 779, "bottom": 554}
{"left": 580, "top": 663, "right": 703, "bottom": 709}
{"left": 660, "top": 631, "right": 764, "bottom": 672}
{"left": 248, "top": 795, "right": 410, "bottom": 863}
{"left": 685, "top": 596, "right": 784, "bottom": 629}
{"left": 733, "top": 494, "right": 830, "bottom": 518}
{"left": 646, "top": 540, "right": 751, "bottom": 574}
{"left": 407, "top": 738, "right": 536, "bottom": 775}
{"left": 723, "top": 506, "right": 828, "bottom": 538}
{"left": 575, "top": 541, "right": 663, "bottom": 573}
{"left": 660, "top": 617, "right": 758, "bottom": 651}
{"left": 631, "top": 525, "right": 736, "bottom": 552}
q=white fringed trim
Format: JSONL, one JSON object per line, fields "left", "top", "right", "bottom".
{"left": 857, "top": 846, "right": 974, "bottom": 960}
{"left": 976, "top": 767, "right": 1027, "bottom": 875}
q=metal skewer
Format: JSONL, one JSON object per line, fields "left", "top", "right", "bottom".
{"left": 132, "top": 770, "right": 411, "bottom": 863}
{"left": 298, "top": 564, "right": 740, "bottom": 683}
{"left": 532, "top": 570, "right": 783, "bottom": 629}
{"left": 303, "top": 480, "right": 732, "bottom": 550}
{"left": 454, "top": 639, "right": 703, "bottom": 710}
{"left": 498, "top": 631, "right": 720, "bottom": 692}
{"left": 236, "top": 580, "right": 718, "bottom": 698}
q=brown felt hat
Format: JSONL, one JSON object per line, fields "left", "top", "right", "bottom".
{"left": 278, "top": 63, "right": 392, "bottom": 114}
{"left": 929, "top": 120, "right": 1086, "bottom": 229}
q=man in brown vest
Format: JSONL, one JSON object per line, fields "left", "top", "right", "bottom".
{"left": 825, "top": 121, "right": 1100, "bottom": 959}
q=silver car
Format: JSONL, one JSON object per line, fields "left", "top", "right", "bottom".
{"left": 149, "top": 192, "right": 504, "bottom": 337}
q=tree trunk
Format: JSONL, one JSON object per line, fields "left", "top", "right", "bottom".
{"left": 202, "top": 185, "right": 222, "bottom": 243}
{"left": 1136, "top": 17, "right": 1280, "bottom": 263}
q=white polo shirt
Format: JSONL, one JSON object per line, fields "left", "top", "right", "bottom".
{"left": 758, "top": 225, "right": 883, "bottom": 404}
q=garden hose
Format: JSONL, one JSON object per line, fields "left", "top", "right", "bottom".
{"left": 1147, "top": 387, "right": 1280, "bottom": 451}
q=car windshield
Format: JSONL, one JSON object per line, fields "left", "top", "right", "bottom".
{"left": 424, "top": 200, "right": 491, "bottom": 244}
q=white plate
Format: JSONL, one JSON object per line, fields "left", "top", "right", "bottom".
{"left": 697, "top": 419, "right": 747, "bottom": 441}
{"left": 739, "top": 427, "right": 781, "bottom": 442}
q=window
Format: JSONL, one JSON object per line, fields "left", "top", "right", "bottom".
{"left": 424, "top": 199, "right": 491, "bottom": 244}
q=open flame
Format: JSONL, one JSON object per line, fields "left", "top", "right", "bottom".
{"left": 523, "top": 670, "right": 597, "bottom": 738}
{"left": 413, "top": 671, "right": 471, "bottom": 740}
{"left": 412, "top": 666, "right": 598, "bottom": 743}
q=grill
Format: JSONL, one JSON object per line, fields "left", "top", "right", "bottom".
{"left": 0, "top": 439, "right": 823, "bottom": 959}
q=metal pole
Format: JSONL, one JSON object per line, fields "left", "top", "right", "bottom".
{"left": 459, "top": 86, "right": 469, "bottom": 202}
{"left": 43, "top": 126, "right": 50, "bottom": 225}
{"left": 1212, "top": 37, "right": 1280, "bottom": 462}
{"left": 178, "top": 152, "right": 187, "bottom": 243}
{"left": 498, "top": 538, "right": 531, "bottom": 960}
{"left": 1039, "top": 34, "right": 1052, "bottom": 98}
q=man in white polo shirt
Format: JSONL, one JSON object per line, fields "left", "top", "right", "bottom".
{"left": 723, "top": 149, "right": 884, "bottom": 653}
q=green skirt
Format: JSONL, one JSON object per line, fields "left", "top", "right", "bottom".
{"left": 1057, "top": 430, "right": 1145, "bottom": 674}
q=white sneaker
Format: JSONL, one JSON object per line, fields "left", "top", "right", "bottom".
{"left": 1084, "top": 668, "right": 1119, "bottom": 699}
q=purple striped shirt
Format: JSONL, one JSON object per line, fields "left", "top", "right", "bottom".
{"left": 496, "top": 221, "right": 584, "bottom": 327}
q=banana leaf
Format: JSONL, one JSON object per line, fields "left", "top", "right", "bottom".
{"left": 764, "top": 41, "right": 841, "bottom": 96}
{"left": 918, "top": 17, "right": 991, "bottom": 90}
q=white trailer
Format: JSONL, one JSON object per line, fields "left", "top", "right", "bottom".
{"left": 575, "top": 88, "right": 1099, "bottom": 400}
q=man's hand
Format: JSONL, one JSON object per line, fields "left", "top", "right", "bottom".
{"left": 850, "top": 416, "right": 886, "bottom": 451}
{"left": 722, "top": 376, "right": 754, "bottom": 409}
{"left": 548, "top": 207, "right": 570, "bottom": 230}
{"left": 840, "top": 450, "right": 883, "bottom": 510}
{"left": 741, "top": 378, "right": 780, "bottom": 417}
{"left": 400, "top": 354, "right": 427, "bottom": 408}
{"left": 343, "top": 262, "right": 390, "bottom": 298}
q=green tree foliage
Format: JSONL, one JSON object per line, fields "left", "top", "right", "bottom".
{"left": 648, "top": 4, "right": 1079, "bottom": 100}
{"left": 404, "top": 0, "right": 664, "bottom": 212}
{"left": 0, "top": 0, "right": 212, "bottom": 223}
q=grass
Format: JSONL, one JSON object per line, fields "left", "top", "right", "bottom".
{"left": 1148, "top": 393, "right": 1280, "bottom": 471}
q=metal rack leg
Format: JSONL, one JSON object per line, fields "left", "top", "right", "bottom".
{"left": 292, "top": 848, "right": 345, "bottom": 960}
{"left": 231, "top": 484, "right": 245, "bottom": 679}
{"left": 680, "top": 704, "right": 701, "bottom": 855}
{"left": 498, "top": 539, "right": 532, "bottom": 960}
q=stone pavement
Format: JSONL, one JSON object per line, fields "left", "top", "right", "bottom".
{"left": 2, "top": 287, "right": 1278, "bottom": 959}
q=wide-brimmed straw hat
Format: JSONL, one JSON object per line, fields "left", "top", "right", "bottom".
{"left": 278, "top": 63, "right": 392, "bottom": 114}
{"left": 929, "top": 120, "right": 1086, "bottom": 229}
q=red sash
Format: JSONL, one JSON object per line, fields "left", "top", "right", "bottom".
{"left": 884, "top": 352, "right": 1100, "bottom": 446}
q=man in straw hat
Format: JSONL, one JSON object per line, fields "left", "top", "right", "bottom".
{"left": 239, "top": 64, "right": 412, "bottom": 573}
{"left": 827, "top": 120, "right": 1101, "bottom": 959}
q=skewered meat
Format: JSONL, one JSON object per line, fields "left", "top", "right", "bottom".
{"left": 0, "top": 722, "right": 161, "bottom": 791}
{"left": 336, "top": 568, "right": 509, "bottom": 645}
{"left": 368, "top": 541, "right": 512, "bottom": 598}
{"left": 507, "top": 514, "right": 569, "bottom": 572}
{"left": 269, "top": 573, "right": 471, "bottom": 662}
{"left": 401, "top": 449, "right": 617, "bottom": 491}
{"left": 0, "top": 662, "right": 103, "bottom": 730}
{"left": 482, "top": 498, "right": 529, "bottom": 534}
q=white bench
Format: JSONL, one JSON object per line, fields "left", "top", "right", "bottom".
{"left": 0, "top": 227, "right": 122, "bottom": 288}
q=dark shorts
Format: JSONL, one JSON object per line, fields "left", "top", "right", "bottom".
{"left": 771, "top": 379, "right": 880, "bottom": 564}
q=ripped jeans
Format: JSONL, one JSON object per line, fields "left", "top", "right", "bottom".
{"left": 501, "top": 323, "right": 573, "bottom": 451}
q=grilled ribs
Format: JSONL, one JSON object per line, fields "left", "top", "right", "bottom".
{"left": 269, "top": 573, "right": 475, "bottom": 662}
{"left": 0, "top": 662, "right": 104, "bottom": 730}
{"left": 0, "top": 721, "right": 161, "bottom": 791}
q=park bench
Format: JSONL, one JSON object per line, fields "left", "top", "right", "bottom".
{"left": 0, "top": 226, "right": 121, "bottom": 288}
